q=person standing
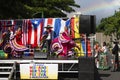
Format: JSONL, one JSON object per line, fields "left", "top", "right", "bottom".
{"left": 40, "top": 24, "right": 56, "bottom": 55}
{"left": 111, "top": 41, "right": 119, "bottom": 71}
{"left": 99, "top": 42, "right": 109, "bottom": 70}
{"left": 94, "top": 42, "right": 101, "bottom": 68}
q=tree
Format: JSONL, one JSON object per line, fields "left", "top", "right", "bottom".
{"left": 97, "top": 10, "right": 120, "bottom": 40}
{"left": 0, "top": 0, "right": 80, "bottom": 19}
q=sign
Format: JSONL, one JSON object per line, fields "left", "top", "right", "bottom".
{"left": 20, "top": 64, "right": 58, "bottom": 79}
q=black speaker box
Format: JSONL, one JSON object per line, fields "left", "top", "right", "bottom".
{"left": 34, "top": 51, "right": 47, "bottom": 59}
{"left": 90, "top": 15, "right": 96, "bottom": 34}
{"left": 79, "top": 15, "right": 96, "bottom": 34}
{"left": 78, "top": 57, "right": 101, "bottom": 80}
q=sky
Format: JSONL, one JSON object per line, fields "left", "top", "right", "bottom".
{"left": 67, "top": 0, "right": 120, "bottom": 24}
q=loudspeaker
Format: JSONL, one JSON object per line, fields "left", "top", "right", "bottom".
{"left": 91, "top": 15, "right": 96, "bottom": 34}
{"left": 79, "top": 15, "right": 96, "bottom": 34}
{"left": 78, "top": 57, "right": 101, "bottom": 80}
{"left": 34, "top": 51, "right": 47, "bottom": 59}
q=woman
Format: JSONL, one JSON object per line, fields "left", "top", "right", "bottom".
{"left": 94, "top": 42, "right": 101, "bottom": 68}
{"left": 99, "top": 42, "right": 109, "bottom": 70}
{"left": 51, "top": 30, "right": 80, "bottom": 57}
{"left": 10, "top": 27, "right": 28, "bottom": 57}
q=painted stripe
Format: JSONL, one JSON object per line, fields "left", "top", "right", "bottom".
{"left": 28, "top": 20, "right": 32, "bottom": 45}
{"left": 54, "top": 18, "right": 61, "bottom": 37}
{"left": 34, "top": 25, "right": 37, "bottom": 46}
{"left": 74, "top": 17, "right": 80, "bottom": 38}
{"left": 31, "top": 23, "right": 34, "bottom": 45}
{"left": 60, "top": 19, "right": 65, "bottom": 34}
{"left": 47, "top": 18, "right": 53, "bottom": 25}
{"left": 70, "top": 17, "right": 75, "bottom": 39}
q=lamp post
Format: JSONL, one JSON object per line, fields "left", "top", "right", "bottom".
{"left": 32, "top": 11, "right": 44, "bottom": 18}
{"left": 41, "top": 11, "right": 44, "bottom": 18}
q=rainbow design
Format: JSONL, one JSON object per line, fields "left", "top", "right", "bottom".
{"left": 70, "top": 16, "right": 92, "bottom": 57}
{"left": 70, "top": 16, "right": 84, "bottom": 56}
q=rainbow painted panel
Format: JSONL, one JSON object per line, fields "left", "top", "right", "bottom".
{"left": 70, "top": 16, "right": 92, "bottom": 57}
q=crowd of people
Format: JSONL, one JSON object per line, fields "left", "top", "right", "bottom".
{"left": 94, "top": 40, "right": 119, "bottom": 72}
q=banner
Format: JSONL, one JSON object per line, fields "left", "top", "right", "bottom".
{"left": 20, "top": 64, "right": 58, "bottom": 79}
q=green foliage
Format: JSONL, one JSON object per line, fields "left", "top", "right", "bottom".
{"left": 97, "top": 10, "right": 120, "bottom": 40}
{"left": 0, "top": 0, "right": 80, "bottom": 19}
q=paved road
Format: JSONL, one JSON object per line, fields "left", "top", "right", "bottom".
{"left": 60, "top": 52, "right": 120, "bottom": 80}
{"left": 59, "top": 69, "right": 120, "bottom": 80}
{"left": 98, "top": 50, "right": 120, "bottom": 80}
{"left": 99, "top": 69, "right": 120, "bottom": 80}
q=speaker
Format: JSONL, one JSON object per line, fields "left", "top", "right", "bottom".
{"left": 78, "top": 57, "right": 101, "bottom": 80}
{"left": 79, "top": 15, "right": 96, "bottom": 34}
{"left": 34, "top": 51, "right": 47, "bottom": 59}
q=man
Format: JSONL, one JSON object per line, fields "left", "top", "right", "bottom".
{"left": 0, "top": 23, "right": 14, "bottom": 58}
{"left": 111, "top": 40, "right": 119, "bottom": 71}
{"left": 3, "top": 24, "right": 14, "bottom": 43}
{"left": 40, "top": 24, "right": 56, "bottom": 55}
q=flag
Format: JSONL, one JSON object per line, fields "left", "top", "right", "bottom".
{"left": 22, "top": 19, "right": 28, "bottom": 46}
{"left": 27, "top": 19, "right": 44, "bottom": 47}
{"left": 0, "top": 18, "right": 71, "bottom": 48}
{"left": 70, "top": 17, "right": 80, "bottom": 39}
{"left": 43, "top": 18, "right": 70, "bottom": 38}
{"left": 19, "top": 18, "right": 70, "bottom": 48}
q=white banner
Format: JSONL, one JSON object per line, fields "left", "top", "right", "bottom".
{"left": 20, "top": 64, "right": 58, "bottom": 79}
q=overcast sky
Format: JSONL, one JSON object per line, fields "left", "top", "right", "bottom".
{"left": 67, "top": 0, "right": 120, "bottom": 24}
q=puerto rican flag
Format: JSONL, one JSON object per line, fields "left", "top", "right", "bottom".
{"left": 25, "top": 19, "right": 44, "bottom": 47}
{"left": 22, "top": 18, "right": 70, "bottom": 47}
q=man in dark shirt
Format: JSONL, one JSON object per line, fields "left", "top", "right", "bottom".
{"left": 40, "top": 25, "right": 56, "bottom": 56}
{"left": 112, "top": 41, "right": 119, "bottom": 71}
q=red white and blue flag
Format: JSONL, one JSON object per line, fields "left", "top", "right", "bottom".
{"left": 25, "top": 19, "right": 44, "bottom": 47}
{"left": 0, "top": 18, "right": 70, "bottom": 47}
{"left": 43, "top": 18, "right": 70, "bottom": 37}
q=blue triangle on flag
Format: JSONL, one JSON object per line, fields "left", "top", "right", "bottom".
{"left": 30, "top": 19, "right": 43, "bottom": 29}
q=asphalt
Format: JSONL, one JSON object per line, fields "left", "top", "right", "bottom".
{"left": 59, "top": 68, "right": 120, "bottom": 80}
{"left": 59, "top": 52, "right": 120, "bottom": 80}
{"left": 99, "top": 69, "right": 120, "bottom": 80}
{"left": 98, "top": 52, "right": 120, "bottom": 80}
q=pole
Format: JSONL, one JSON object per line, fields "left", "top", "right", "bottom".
{"left": 85, "top": 34, "right": 88, "bottom": 57}
{"left": 41, "top": 11, "right": 44, "bottom": 18}
{"left": 32, "top": 11, "right": 44, "bottom": 18}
